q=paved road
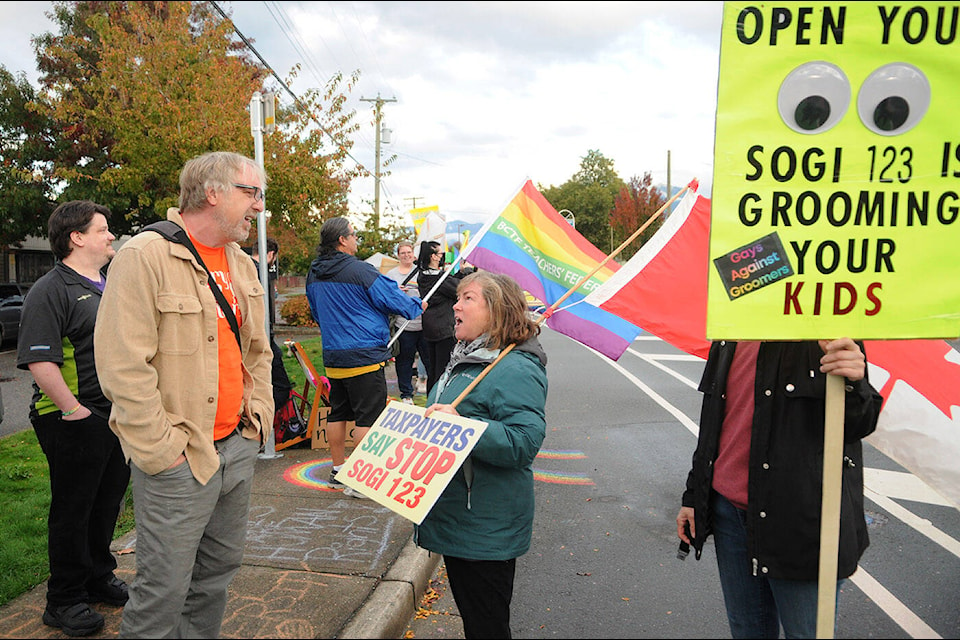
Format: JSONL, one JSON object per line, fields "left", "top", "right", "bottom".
{"left": 0, "top": 342, "right": 35, "bottom": 438}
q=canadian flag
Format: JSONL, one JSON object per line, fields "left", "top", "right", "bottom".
{"left": 586, "top": 188, "right": 960, "bottom": 509}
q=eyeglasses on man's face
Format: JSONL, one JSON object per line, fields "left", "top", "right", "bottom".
{"left": 233, "top": 183, "right": 264, "bottom": 203}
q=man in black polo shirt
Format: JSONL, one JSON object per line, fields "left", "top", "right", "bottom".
{"left": 17, "top": 201, "right": 131, "bottom": 637}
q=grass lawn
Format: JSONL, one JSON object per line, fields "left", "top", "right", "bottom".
{"left": 0, "top": 430, "right": 134, "bottom": 607}
{"left": 0, "top": 430, "right": 58, "bottom": 606}
{"left": 279, "top": 335, "right": 324, "bottom": 394}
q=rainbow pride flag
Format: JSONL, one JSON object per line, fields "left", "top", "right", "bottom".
{"left": 461, "top": 179, "right": 641, "bottom": 360}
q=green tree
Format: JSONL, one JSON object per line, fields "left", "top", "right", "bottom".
{"left": 252, "top": 66, "right": 360, "bottom": 271}
{"left": 351, "top": 208, "right": 411, "bottom": 262}
{"left": 540, "top": 149, "right": 625, "bottom": 252}
{"left": 609, "top": 172, "right": 666, "bottom": 260}
{"left": 29, "top": 1, "right": 173, "bottom": 229}
{"left": 0, "top": 67, "right": 57, "bottom": 246}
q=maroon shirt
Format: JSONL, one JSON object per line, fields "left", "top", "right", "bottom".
{"left": 712, "top": 341, "right": 760, "bottom": 510}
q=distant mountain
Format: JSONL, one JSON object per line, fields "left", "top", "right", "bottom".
{"left": 446, "top": 219, "right": 485, "bottom": 239}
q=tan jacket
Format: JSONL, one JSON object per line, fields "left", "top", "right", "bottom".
{"left": 95, "top": 208, "right": 274, "bottom": 485}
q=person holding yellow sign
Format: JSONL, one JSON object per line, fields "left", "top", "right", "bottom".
{"left": 676, "top": 338, "right": 882, "bottom": 638}
{"left": 416, "top": 271, "right": 548, "bottom": 639}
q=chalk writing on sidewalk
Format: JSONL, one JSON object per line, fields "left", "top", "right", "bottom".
{"left": 245, "top": 504, "right": 399, "bottom": 573}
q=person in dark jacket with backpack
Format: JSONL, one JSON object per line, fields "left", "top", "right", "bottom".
{"left": 305, "top": 217, "right": 423, "bottom": 496}
{"left": 676, "top": 338, "right": 882, "bottom": 638}
{"left": 249, "top": 237, "right": 293, "bottom": 420}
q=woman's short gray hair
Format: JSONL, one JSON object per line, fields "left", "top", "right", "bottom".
{"left": 179, "top": 151, "right": 266, "bottom": 213}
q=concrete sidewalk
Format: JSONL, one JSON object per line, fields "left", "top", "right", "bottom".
{"left": 0, "top": 324, "right": 441, "bottom": 639}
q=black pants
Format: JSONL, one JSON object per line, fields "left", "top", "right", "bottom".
{"left": 270, "top": 336, "right": 292, "bottom": 410}
{"left": 32, "top": 410, "right": 130, "bottom": 607}
{"left": 444, "top": 556, "right": 516, "bottom": 639}
{"left": 425, "top": 337, "right": 456, "bottom": 396}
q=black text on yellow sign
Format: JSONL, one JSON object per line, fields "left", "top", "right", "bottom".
{"left": 708, "top": 2, "right": 960, "bottom": 339}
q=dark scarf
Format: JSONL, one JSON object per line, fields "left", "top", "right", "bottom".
{"left": 434, "top": 334, "right": 500, "bottom": 397}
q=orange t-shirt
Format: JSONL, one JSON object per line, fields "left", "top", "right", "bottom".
{"left": 191, "top": 235, "right": 244, "bottom": 441}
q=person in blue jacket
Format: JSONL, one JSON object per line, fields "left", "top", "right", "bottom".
{"left": 415, "top": 271, "right": 548, "bottom": 638}
{"left": 305, "top": 217, "right": 423, "bottom": 497}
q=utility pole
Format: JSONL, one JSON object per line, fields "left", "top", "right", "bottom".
{"left": 404, "top": 196, "right": 426, "bottom": 210}
{"left": 360, "top": 93, "right": 397, "bottom": 229}
{"left": 250, "top": 90, "right": 281, "bottom": 460}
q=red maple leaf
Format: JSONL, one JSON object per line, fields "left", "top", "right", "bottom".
{"left": 864, "top": 339, "right": 960, "bottom": 418}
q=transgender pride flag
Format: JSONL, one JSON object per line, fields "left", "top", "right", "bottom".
{"left": 461, "top": 179, "right": 642, "bottom": 360}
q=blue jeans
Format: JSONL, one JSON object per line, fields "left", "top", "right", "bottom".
{"left": 396, "top": 329, "right": 429, "bottom": 398}
{"left": 711, "top": 492, "right": 842, "bottom": 639}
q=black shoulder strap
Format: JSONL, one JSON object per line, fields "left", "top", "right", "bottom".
{"left": 400, "top": 266, "right": 419, "bottom": 287}
{"left": 142, "top": 221, "right": 243, "bottom": 352}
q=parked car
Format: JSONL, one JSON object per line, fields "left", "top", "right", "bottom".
{"left": 0, "top": 283, "right": 28, "bottom": 346}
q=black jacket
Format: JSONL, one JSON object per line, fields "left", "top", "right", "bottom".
{"left": 418, "top": 268, "right": 461, "bottom": 342}
{"left": 681, "top": 340, "right": 882, "bottom": 580}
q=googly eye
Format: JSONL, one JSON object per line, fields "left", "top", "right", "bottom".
{"left": 857, "top": 62, "right": 930, "bottom": 136}
{"left": 778, "top": 61, "right": 850, "bottom": 134}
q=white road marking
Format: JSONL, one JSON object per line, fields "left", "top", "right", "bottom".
{"left": 849, "top": 568, "right": 942, "bottom": 639}
{"left": 864, "top": 468, "right": 953, "bottom": 507}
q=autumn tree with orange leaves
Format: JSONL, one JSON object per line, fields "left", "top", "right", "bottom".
{"left": 609, "top": 172, "right": 666, "bottom": 261}
{"left": 8, "top": 1, "right": 358, "bottom": 271}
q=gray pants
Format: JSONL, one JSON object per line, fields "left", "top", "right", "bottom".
{"left": 120, "top": 433, "right": 258, "bottom": 639}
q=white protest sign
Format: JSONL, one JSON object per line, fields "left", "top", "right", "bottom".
{"left": 338, "top": 400, "right": 488, "bottom": 524}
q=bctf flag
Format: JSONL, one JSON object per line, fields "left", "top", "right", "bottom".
{"left": 461, "top": 179, "right": 642, "bottom": 361}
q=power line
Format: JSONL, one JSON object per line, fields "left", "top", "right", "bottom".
{"left": 209, "top": 0, "right": 367, "bottom": 174}
{"left": 263, "top": 1, "right": 378, "bottom": 153}
{"left": 262, "top": 1, "right": 331, "bottom": 90}
{"left": 212, "top": 1, "right": 409, "bottom": 224}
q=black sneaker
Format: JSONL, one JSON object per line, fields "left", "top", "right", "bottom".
{"left": 43, "top": 603, "right": 105, "bottom": 637}
{"left": 87, "top": 575, "right": 129, "bottom": 606}
{"left": 329, "top": 468, "right": 344, "bottom": 487}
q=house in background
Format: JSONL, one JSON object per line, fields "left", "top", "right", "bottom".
{"left": 2, "top": 236, "right": 55, "bottom": 284}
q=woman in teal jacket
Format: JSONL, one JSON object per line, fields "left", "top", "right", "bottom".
{"left": 414, "top": 271, "right": 548, "bottom": 639}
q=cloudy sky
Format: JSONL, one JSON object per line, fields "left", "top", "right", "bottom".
{"left": 0, "top": 1, "right": 724, "bottom": 226}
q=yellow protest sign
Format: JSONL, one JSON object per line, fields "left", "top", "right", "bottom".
{"left": 409, "top": 205, "right": 440, "bottom": 234}
{"left": 338, "top": 401, "right": 487, "bottom": 524}
{"left": 709, "top": 1, "right": 960, "bottom": 339}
